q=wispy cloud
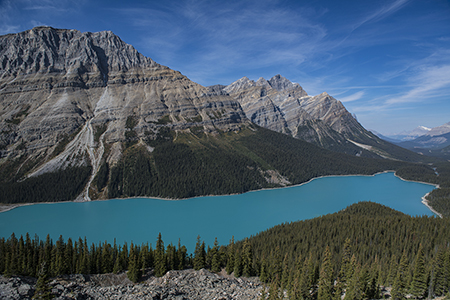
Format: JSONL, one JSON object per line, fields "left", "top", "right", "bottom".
{"left": 122, "top": 0, "right": 329, "bottom": 84}
{"left": 386, "top": 64, "right": 450, "bottom": 105}
{"left": 339, "top": 91, "right": 365, "bottom": 103}
{"left": 351, "top": 0, "right": 410, "bottom": 32}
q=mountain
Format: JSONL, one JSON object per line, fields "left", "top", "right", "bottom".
{"left": 385, "top": 126, "right": 432, "bottom": 141}
{"left": 396, "top": 122, "right": 450, "bottom": 153}
{"left": 0, "top": 26, "right": 250, "bottom": 201}
{"left": 220, "top": 75, "right": 427, "bottom": 161}
{"left": 0, "top": 27, "right": 435, "bottom": 205}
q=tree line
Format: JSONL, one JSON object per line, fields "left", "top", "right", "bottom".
{"left": 238, "top": 201, "right": 450, "bottom": 299}
{"left": 1, "top": 202, "right": 449, "bottom": 299}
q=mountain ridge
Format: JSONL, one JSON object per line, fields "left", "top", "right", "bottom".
{"left": 218, "top": 75, "right": 428, "bottom": 161}
{"left": 0, "top": 26, "right": 440, "bottom": 205}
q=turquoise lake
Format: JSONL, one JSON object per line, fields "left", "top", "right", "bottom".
{"left": 0, "top": 172, "right": 436, "bottom": 252}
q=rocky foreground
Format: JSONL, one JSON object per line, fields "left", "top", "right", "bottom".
{"left": 0, "top": 268, "right": 263, "bottom": 299}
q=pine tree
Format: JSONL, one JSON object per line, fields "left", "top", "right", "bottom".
{"left": 154, "top": 233, "right": 166, "bottom": 277}
{"left": 268, "top": 274, "right": 281, "bottom": 300}
{"left": 289, "top": 254, "right": 303, "bottom": 300}
{"left": 211, "top": 237, "right": 221, "bottom": 273}
{"left": 177, "top": 240, "right": 187, "bottom": 271}
{"left": 193, "top": 236, "right": 206, "bottom": 271}
{"left": 113, "top": 255, "right": 121, "bottom": 274}
{"left": 280, "top": 253, "right": 290, "bottom": 291}
{"left": 344, "top": 263, "right": 364, "bottom": 300}
{"left": 225, "top": 236, "right": 235, "bottom": 275}
{"left": 391, "top": 251, "right": 409, "bottom": 300}
{"left": 299, "top": 252, "right": 315, "bottom": 300}
{"left": 259, "top": 257, "right": 269, "bottom": 283}
{"left": 318, "top": 246, "right": 334, "bottom": 300}
{"left": 33, "top": 261, "right": 52, "bottom": 300}
{"left": 242, "top": 238, "right": 253, "bottom": 277}
{"left": 410, "top": 244, "right": 428, "bottom": 299}
{"left": 340, "top": 238, "right": 353, "bottom": 287}
{"left": 139, "top": 243, "right": 149, "bottom": 275}
{"left": 386, "top": 254, "right": 398, "bottom": 286}
{"left": 366, "top": 258, "right": 381, "bottom": 299}
{"left": 234, "top": 251, "right": 242, "bottom": 277}
{"left": 101, "top": 241, "right": 111, "bottom": 274}
{"left": 127, "top": 243, "right": 141, "bottom": 283}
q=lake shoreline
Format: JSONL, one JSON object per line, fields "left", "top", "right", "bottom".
{"left": 0, "top": 170, "right": 439, "bottom": 215}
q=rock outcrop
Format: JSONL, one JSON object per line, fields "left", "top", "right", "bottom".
{"left": 221, "top": 75, "right": 413, "bottom": 159}
{"left": 0, "top": 269, "right": 263, "bottom": 300}
{"left": 0, "top": 27, "right": 248, "bottom": 200}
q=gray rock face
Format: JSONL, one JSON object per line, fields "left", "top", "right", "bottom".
{"left": 222, "top": 75, "right": 379, "bottom": 153}
{"left": 0, "top": 270, "right": 263, "bottom": 300}
{"left": 0, "top": 27, "right": 249, "bottom": 200}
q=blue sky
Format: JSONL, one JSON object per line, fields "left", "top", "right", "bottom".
{"left": 1, "top": 0, "right": 449, "bottom": 135}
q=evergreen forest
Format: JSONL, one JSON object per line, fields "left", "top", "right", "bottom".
{"left": 1, "top": 202, "right": 449, "bottom": 299}
{"left": 1, "top": 124, "right": 449, "bottom": 218}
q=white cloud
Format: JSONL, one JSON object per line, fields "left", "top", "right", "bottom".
{"left": 339, "top": 91, "right": 365, "bottom": 103}
{"left": 351, "top": 0, "right": 410, "bottom": 31}
{"left": 386, "top": 64, "right": 450, "bottom": 105}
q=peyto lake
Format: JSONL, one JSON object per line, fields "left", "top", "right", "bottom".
{"left": 0, "top": 172, "right": 436, "bottom": 251}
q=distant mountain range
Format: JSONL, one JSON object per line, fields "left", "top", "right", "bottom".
{"left": 0, "top": 27, "right": 436, "bottom": 204}
{"left": 373, "top": 122, "right": 450, "bottom": 158}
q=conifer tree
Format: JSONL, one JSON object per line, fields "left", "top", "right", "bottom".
{"left": 193, "top": 236, "right": 206, "bottom": 271}
{"left": 366, "top": 258, "right": 381, "bottom": 299}
{"left": 289, "top": 254, "right": 303, "bottom": 300}
{"left": 177, "top": 241, "right": 187, "bottom": 271}
{"left": 113, "top": 255, "right": 121, "bottom": 274}
{"left": 299, "top": 252, "right": 315, "bottom": 300}
{"left": 386, "top": 254, "right": 398, "bottom": 286}
{"left": 234, "top": 251, "right": 242, "bottom": 277}
{"left": 225, "top": 236, "right": 235, "bottom": 275}
{"left": 391, "top": 251, "right": 409, "bottom": 300}
{"left": 259, "top": 257, "right": 269, "bottom": 283}
{"left": 271, "top": 246, "right": 283, "bottom": 282}
{"left": 166, "top": 243, "right": 176, "bottom": 271}
{"left": 154, "top": 233, "right": 166, "bottom": 277}
{"left": 33, "top": 261, "right": 52, "bottom": 300}
{"left": 139, "top": 243, "right": 149, "bottom": 275}
{"left": 318, "top": 246, "right": 334, "bottom": 300}
{"left": 101, "top": 241, "right": 111, "bottom": 274}
{"left": 410, "top": 243, "right": 428, "bottom": 299}
{"left": 127, "top": 242, "right": 141, "bottom": 283}
{"left": 281, "top": 253, "right": 290, "bottom": 291}
{"left": 211, "top": 238, "right": 221, "bottom": 273}
{"left": 344, "top": 263, "right": 364, "bottom": 300}
{"left": 340, "top": 238, "right": 353, "bottom": 287}
{"left": 268, "top": 274, "right": 281, "bottom": 300}
{"left": 242, "top": 238, "right": 253, "bottom": 277}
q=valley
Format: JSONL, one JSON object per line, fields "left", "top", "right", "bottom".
{"left": 0, "top": 26, "right": 449, "bottom": 299}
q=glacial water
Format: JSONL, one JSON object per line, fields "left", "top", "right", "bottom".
{"left": 0, "top": 172, "right": 436, "bottom": 251}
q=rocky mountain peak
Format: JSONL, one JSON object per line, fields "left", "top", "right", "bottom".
{"left": 223, "top": 76, "right": 256, "bottom": 94}
{"left": 0, "top": 26, "right": 159, "bottom": 82}
{"left": 267, "top": 74, "right": 298, "bottom": 91}
{"left": 255, "top": 77, "right": 271, "bottom": 88}
{"left": 0, "top": 27, "right": 249, "bottom": 201}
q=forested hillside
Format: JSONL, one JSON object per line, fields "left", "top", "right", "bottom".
{"left": 1, "top": 202, "right": 449, "bottom": 299}
{"left": 103, "top": 125, "right": 412, "bottom": 200}
{"left": 1, "top": 123, "right": 449, "bottom": 217}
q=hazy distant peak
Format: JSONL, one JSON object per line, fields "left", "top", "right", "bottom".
{"left": 427, "top": 122, "right": 450, "bottom": 136}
